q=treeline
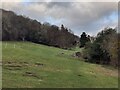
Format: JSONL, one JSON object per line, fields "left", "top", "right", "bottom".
{"left": 2, "top": 9, "right": 119, "bottom": 67}
{"left": 2, "top": 9, "right": 79, "bottom": 49}
{"left": 80, "top": 28, "right": 119, "bottom": 67}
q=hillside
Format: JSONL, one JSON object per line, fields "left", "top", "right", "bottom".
{"left": 2, "top": 9, "right": 79, "bottom": 49}
{"left": 2, "top": 42, "right": 118, "bottom": 88}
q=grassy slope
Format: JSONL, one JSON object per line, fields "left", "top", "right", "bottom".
{"left": 2, "top": 41, "right": 118, "bottom": 88}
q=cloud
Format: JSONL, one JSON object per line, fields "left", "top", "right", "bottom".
{"left": 1, "top": 1, "right": 118, "bottom": 36}
{"left": 1, "top": 0, "right": 23, "bottom": 2}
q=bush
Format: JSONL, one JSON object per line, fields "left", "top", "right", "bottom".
{"left": 83, "top": 27, "right": 118, "bottom": 67}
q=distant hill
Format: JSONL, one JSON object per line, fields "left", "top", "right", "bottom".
{"left": 2, "top": 9, "right": 79, "bottom": 49}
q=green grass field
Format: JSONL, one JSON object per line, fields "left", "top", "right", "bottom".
{"left": 2, "top": 41, "right": 118, "bottom": 88}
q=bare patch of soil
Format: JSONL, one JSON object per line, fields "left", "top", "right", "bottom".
{"left": 23, "top": 72, "right": 39, "bottom": 79}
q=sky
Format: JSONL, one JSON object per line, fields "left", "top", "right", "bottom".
{"left": 1, "top": 0, "right": 118, "bottom": 36}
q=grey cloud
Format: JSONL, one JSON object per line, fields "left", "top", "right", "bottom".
{"left": 2, "top": 2, "right": 118, "bottom": 36}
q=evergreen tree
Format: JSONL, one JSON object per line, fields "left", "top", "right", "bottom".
{"left": 80, "top": 32, "right": 90, "bottom": 47}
